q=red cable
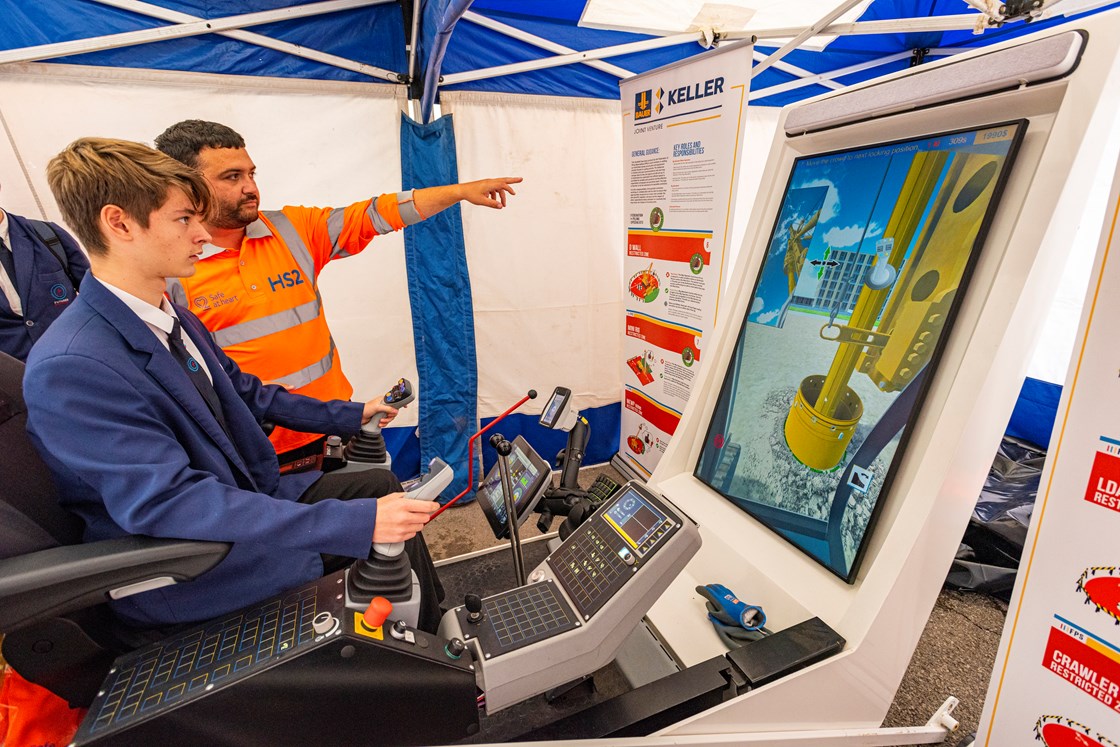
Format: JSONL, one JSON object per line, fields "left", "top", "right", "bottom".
{"left": 428, "top": 391, "right": 535, "bottom": 520}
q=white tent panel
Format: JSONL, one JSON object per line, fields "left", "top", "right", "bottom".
{"left": 442, "top": 91, "right": 623, "bottom": 417}
{"left": 0, "top": 63, "right": 418, "bottom": 423}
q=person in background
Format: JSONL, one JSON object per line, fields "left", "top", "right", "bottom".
{"left": 0, "top": 181, "right": 89, "bottom": 360}
{"left": 155, "top": 120, "right": 521, "bottom": 471}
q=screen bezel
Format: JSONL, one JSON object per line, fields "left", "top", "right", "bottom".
{"left": 539, "top": 387, "right": 571, "bottom": 429}
{"left": 476, "top": 434, "right": 553, "bottom": 540}
{"left": 693, "top": 118, "right": 1029, "bottom": 583}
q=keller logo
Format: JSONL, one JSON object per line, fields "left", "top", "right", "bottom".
{"left": 193, "top": 296, "right": 209, "bottom": 309}
{"left": 49, "top": 283, "right": 68, "bottom": 301}
{"left": 1084, "top": 440, "right": 1120, "bottom": 513}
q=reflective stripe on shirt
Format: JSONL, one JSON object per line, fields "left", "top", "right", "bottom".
{"left": 211, "top": 297, "right": 322, "bottom": 348}
{"left": 273, "top": 337, "right": 338, "bottom": 390}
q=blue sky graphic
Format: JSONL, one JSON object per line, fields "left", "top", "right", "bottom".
{"left": 748, "top": 147, "right": 931, "bottom": 328}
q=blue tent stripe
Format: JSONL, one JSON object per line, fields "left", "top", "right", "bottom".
{"left": 400, "top": 113, "right": 478, "bottom": 502}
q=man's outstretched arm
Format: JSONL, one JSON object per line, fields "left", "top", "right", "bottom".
{"left": 411, "top": 177, "right": 522, "bottom": 217}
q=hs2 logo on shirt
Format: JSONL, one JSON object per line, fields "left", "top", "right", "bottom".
{"left": 268, "top": 269, "right": 305, "bottom": 292}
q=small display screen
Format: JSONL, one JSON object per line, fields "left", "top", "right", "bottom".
{"left": 477, "top": 435, "right": 551, "bottom": 539}
{"left": 695, "top": 121, "right": 1026, "bottom": 582}
{"left": 604, "top": 488, "right": 669, "bottom": 554}
{"left": 540, "top": 388, "right": 569, "bottom": 428}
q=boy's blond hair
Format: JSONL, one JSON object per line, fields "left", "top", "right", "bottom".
{"left": 46, "top": 137, "right": 212, "bottom": 256}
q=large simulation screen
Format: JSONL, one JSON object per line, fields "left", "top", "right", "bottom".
{"left": 695, "top": 121, "right": 1026, "bottom": 582}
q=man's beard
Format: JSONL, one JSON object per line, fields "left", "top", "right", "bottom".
{"left": 211, "top": 199, "right": 259, "bottom": 230}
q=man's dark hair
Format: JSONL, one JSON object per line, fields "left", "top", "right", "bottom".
{"left": 155, "top": 120, "right": 246, "bottom": 168}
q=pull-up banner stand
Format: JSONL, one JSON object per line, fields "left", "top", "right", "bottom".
{"left": 978, "top": 154, "right": 1120, "bottom": 745}
{"left": 614, "top": 41, "right": 752, "bottom": 481}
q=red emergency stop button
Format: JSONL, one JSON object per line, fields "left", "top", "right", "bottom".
{"left": 362, "top": 597, "right": 393, "bottom": 630}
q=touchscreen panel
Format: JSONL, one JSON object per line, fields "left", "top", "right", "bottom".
{"left": 477, "top": 435, "right": 551, "bottom": 539}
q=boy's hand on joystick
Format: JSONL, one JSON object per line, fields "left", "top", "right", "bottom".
{"left": 361, "top": 396, "right": 399, "bottom": 428}
{"left": 372, "top": 493, "right": 439, "bottom": 544}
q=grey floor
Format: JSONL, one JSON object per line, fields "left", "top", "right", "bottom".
{"left": 424, "top": 463, "right": 1004, "bottom": 745}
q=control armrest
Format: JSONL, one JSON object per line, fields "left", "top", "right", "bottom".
{"left": 0, "top": 536, "right": 230, "bottom": 632}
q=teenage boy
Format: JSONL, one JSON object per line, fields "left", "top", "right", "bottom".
{"left": 24, "top": 138, "right": 443, "bottom": 631}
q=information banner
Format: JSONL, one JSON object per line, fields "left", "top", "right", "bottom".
{"left": 616, "top": 41, "right": 752, "bottom": 479}
{"left": 978, "top": 158, "right": 1120, "bottom": 745}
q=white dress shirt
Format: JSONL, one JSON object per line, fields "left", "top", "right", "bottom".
{"left": 0, "top": 210, "right": 22, "bottom": 316}
{"left": 101, "top": 279, "right": 214, "bottom": 383}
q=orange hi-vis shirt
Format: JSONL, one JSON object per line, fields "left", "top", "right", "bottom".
{"left": 167, "top": 192, "right": 424, "bottom": 455}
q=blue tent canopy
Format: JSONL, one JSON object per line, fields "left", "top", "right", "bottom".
{"left": 4, "top": 1, "right": 1118, "bottom": 115}
{"left": 4, "top": 1, "right": 409, "bottom": 83}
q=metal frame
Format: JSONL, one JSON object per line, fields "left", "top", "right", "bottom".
{"left": 750, "top": 0, "right": 868, "bottom": 77}
{"left": 407, "top": 0, "right": 422, "bottom": 119}
{"left": 462, "top": 11, "right": 634, "bottom": 80}
{"left": 0, "top": 0, "right": 1071, "bottom": 102}
{"left": 0, "top": 0, "right": 406, "bottom": 83}
{"left": 439, "top": 5, "right": 988, "bottom": 103}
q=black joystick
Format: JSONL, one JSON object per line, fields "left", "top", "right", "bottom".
{"left": 465, "top": 594, "right": 483, "bottom": 624}
{"left": 348, "top": 548, "right": 414, "bottom": 604}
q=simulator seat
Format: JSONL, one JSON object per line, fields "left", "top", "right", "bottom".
{"left": 0, "top": 351, "right": 230, "bottom": 707}
{"left": 0, "top": 352, "right": 479, "bottom": 746}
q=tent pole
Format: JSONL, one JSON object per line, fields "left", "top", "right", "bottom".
{"left": 462, "top": 11, "right": 633, "bottom": 80}
{"left": 722, "top": 14, "right": 980, "bottom": 42}
{"left": 0, "top": 0, "right": 391, "bottom": 66}
{"left": 407, "top": 0, "right": 422, "bottom": 120}
{"left": 752, "top": 0, "right": 870, "bottom": 78}
{"left": 754, "top": 50, "right": 844, "bottom": 91}
{"left": 441, "top": 32, "right": 699, "bottom": 86}
{"left": 67, "top": 0, "right": 405, "bottom": 83}
{"left": 749, "top": 50, "right": 913, "bottom": 101}
{"left": 445, "top": 11, "right": 984, "bottom": 87}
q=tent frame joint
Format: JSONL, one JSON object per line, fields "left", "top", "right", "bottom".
{"left": 909, "top": 47, "right": 931, "bottom": 66}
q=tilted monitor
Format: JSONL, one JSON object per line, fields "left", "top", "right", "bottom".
{"left": 476, "top": 435, "right": 551, "bottom": 540}
{"left": 695, "top": 120, "right": 1027, "bottom": 581}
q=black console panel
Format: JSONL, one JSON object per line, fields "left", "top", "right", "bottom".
{"left": 454, "top": 579, "right": 579, "bottom": 658}
{"left": 74, "top": 571, "right": 478, "bottom": 746}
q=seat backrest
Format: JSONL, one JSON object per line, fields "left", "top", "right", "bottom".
{"left": 0, "top": 352, "right": 83, "bottom": 559}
